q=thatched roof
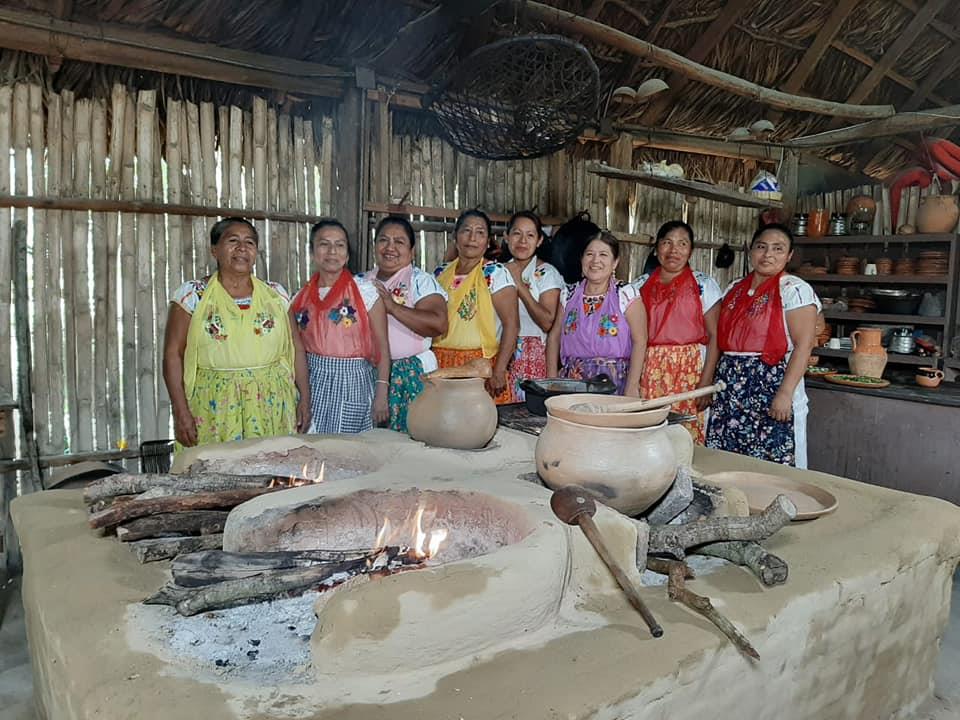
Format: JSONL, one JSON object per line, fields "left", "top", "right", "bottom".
{"left": 2, "top": 0, "right": 959, "bottom": 182}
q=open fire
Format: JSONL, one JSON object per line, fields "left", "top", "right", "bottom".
{"left": 268, "top": 461, "right": 326, "bottom": 489}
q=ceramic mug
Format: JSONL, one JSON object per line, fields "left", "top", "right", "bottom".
{"left": 864, "top": 263, "right": 878, "bottom": 276}
{"left": 915, "top": 367, "right": 944, "bottom": 388}
{"left": 827, "top": 338, "right": 842, "bottom": 349}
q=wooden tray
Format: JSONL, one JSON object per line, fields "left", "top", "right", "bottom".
{"left": 700, "top": 471, "right": 838, "bottom": 521}
{"left": 823, "top": 374, "right": 891, "bottom": 389}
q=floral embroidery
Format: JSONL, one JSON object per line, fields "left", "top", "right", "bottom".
{"left": 205, "top": 311, "right": 228, "bottom": 342}
{"left": 451, "top": 276, "right": 465, "bottom": 290}
{"left": 533, "top": 265, "right": 547, "bottom": 280}
{"left": 482, "top": 263, "right": 497, "bottom": 288}
{"left": 295, "top": 309, "right": 310, "bottom": 329}
{"left": 328, "top": 300, "right": 358, "bottom": 328}
{"left": 563, "top": 309, "right": 578, "bottom": 334}
{"left": 582, "top": 294, "right": 604, "bottom": 315}
{"left": 598, "top": 314, "right": 620, "bottom": 337}
{"left": 252, "top": 312, "right": 276, "bottom": 336}
{"left": 390, "top": 283, "right": 408, "bottom": 306}
{"left": 457, "top": 287, "right": 478, "bottom": 320}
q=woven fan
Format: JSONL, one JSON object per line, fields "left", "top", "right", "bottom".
{"left": 424, "top": 34, "right": 599, "bottom": 160}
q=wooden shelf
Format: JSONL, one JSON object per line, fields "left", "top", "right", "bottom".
{"left": 794, "top": 234, "right": 954, "bottom": 245}
{"left": 586, "top": 162, "right": 780, "bottom": 209}
{"left": 813, "top": 347, "right": 934, "bottom": 366}
{"left": 798, "top": 273, "right": 949, "bottom": 284}
{"left": 822, "top": 311, "right": 946, "bottom": 325}
{"left": 945, "top": 359, "right": 960, "bottom": 370}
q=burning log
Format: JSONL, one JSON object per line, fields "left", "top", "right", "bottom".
{"left": 694, "top": 541, "right": 789, "bottom": 587}
{"left": 647, "top": 495, "right": 796, "bottom": 560}
{"left": 116, "top": 511, "right": 229, "bottom": 543}
{"left": 130, "top": 534, "right": 225, "bottom": 563}
{"left": 83, "top": 472, "right": 276, "bottom": 504}
{"left": 171, "top": 548, "right": 379, "bottom": 587}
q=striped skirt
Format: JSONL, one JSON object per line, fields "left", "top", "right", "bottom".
{"left": 388, "top": 355, "right": 425, "bottom": 434}
{"left": 306, "top": 353, "right": 375, "bottom": 435}
{"left": 641, "top": 343, "right": 705, "bottom": 444}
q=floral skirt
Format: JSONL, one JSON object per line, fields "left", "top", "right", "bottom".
{"left": 641, "top": 343, "right": 705, "bottom": 444}
{"left": 560, "top": 356, "right": 631, "bottom": 395}
{"left": 185, "top": 362, "right": 297, "bottom": 451}
{"left": 507, "top": 336, "right": 548, "bottom": 403}
{"left": 388, "top": 355, "right": 425, "bottom": 434}
{"left": 434, "top": 346, "right": 511, "bottom": 404}
{"left": 306, "top": 354, "right": 375, "bottom": 434}
{"left": 705, "top": 354, "right": 795, "bottom": 466}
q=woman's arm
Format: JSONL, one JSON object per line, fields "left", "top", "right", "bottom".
{"left": 490, "top": 286, "right": 520, "bottom": 395}
{"left": 695, "top": 304, "right": 721, "bottom": 411}
{"left": 162, "top": 304, "right": 197, "bottom": 447}
{"left": 770, "top": 304, "right": 817, "bottom": 422}
{"left": 369, "top": 301, "right": 392, "bottom": 425}
{"left": 518, "top": 283, "right": 560, "bottom": 333}
{"left": 546, "top": 311, "right": 562, "bottom": 377}
{"left": 623, "top": 299, "right": 648, "bottom": 398}
{"left": 374, "top": 284, "right": 448, "bottom": 337}
{"left": 288, "top": 309, "right": 311, "bottom": 432}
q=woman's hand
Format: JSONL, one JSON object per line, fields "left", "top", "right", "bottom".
{"left": 506, "top": 261, "right": 524, "bottom": 286}
{"left": 768, "top": 389, "right": 793, "bottom": 423}
{"left": 296, "top": 396, "right": 311, "bottom": 433}
{"left": 623, "top": 383, "right": 641, "bottom": 398}
{"left": 173, "top": 406, "right": 198, "bottom": 447}
{"left": 373, "top": 384, "right": 389, "bottom": 425}
{"left": 694, "top": 379, "right": 716, "bottom": 411}
{"left": 488, "top": 367, "right": 508, "bottom": 396}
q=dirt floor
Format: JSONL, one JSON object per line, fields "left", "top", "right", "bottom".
{"left": 1, "top": 567, "right": 958, "bottom": 720}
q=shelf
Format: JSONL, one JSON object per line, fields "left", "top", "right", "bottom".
{"left": 794, "top": 234, "right": 955, "bottom": 245}
{"left": 798, "top": 274, "right": 949, "bottom": 284}
{"left": 946, "top": 359, "right": 960, "bottom": 370}
{"left": 586, "top": 162, "right": 780, "bottom": 209}
{"left": 822, "top": 311, "right": 946, "bottom": 326}
{"left": 813, "top": 348, "right": 934, "bottom": 366}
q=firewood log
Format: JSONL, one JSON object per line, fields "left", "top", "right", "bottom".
{"left": 130, "top": 534, "right": 224, "bottom": 563}
{"left": 88, "top": 487, "right": 282, "bottom": 529}
{"left": 83, "top": 472, "right": 275, "bottom": 505}
{"left": 171, "top": 548, "right": 378, "bottom": 587}
{"left": 694, "top": 541, "right": 789, "bottom": 587}
{"left": 115, "top": 511, "right": 229, "bottom": 543}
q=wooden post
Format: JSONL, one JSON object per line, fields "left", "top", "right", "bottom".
{"left": 252, "top": 97, "right": 268, "bottom": 276}
{"left": 0, "top": 85, "right": 12, "bottom": 572}
{"left": 46, "top": 92, "right": 66, "bottom": 454}
{"left": 27, "top": 85, "right": 50, "bottom": 454}
{"left": 73, "top": 98, "right": 94, "bottom": 450}
{"left": 185, "top": 101, "right": 205, "bottom": 278}
{"left": 274, "top": 113, "right": 291, "bottom": 290}
{"left": 334, "top": 85, "right": 364, "bottom": 271}
{"left": 91, "top": 98, "right": 109, "bottom": 448}
{"left": 779, "top": 150, "right": 800, "bottom": 220}
{"left": 13, "top": 220, "right": 41, "bottom": 495}
{"left": 135, "top": 90, "right": 158, "bottom": 443}
{"left": 105, "top": 85, "right": 126, "bottom": 446}
{"left": 59, "top": 90, "right": 78, "bottom": 451}
{"left": 607, "top": 134, "right": 634, "bottom": 281}
{"left": 119, "top": 91, "right": 137, "bottom": 444}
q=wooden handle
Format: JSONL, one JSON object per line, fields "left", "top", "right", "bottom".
{"left": 578, "top": 515, "right": 663, "bottom": 638}
{"left": 599, "top": 382, "right": 726, "bottom": 414}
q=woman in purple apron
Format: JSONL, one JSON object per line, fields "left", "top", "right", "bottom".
{"left": 546, "top": 231, "right": 648, "bottom": 395}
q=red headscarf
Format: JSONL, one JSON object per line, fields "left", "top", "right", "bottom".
{"left": 717, "top": 272, "right": 788, "bottom": 365}
{"left": 291, "top": 270, "right": 379, "bottom": 363}
{"left": 640, "top": 266, "right": 708, "bottom": 346}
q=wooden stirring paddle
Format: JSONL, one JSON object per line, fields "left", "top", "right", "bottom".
{"left": 569, "top": 381, "right": 726, "bottom": 414}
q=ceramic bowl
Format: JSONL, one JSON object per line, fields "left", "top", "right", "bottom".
{"left": 544, "top": 393, "right": 671, "bottom": 429}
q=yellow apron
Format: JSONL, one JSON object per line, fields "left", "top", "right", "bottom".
{"left": 434, "top": 261, "right": 499, "bottom": 357}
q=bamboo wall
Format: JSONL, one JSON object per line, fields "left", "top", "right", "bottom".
{"left": 0, "top": 83, "right": 334, "bottom": 460}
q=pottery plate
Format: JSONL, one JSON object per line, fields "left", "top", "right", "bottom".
{"left": 699, "top": 471, "right": 838, "bottom": 521}
{"left": 823, "top": 373, "right": 891, "bottom": 389}
{"left": 544, "top": 394, "right": 671, "bottom": 428}
{"left": 805, "top": 366, "right": 838, "bottom": 378}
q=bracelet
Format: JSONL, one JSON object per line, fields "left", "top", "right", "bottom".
{"left": 376, "top": 379, "right": 389, "bottom": 385}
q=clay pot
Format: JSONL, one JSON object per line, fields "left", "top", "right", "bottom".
{"left": 915, "top": 367, "right": 944, "bottom": 388}
{"left": 535, "top": 414, "right": 678, "bottom": 515}
{"left": 808, "top": 209, "right": 830, "bottom": 238}
{"left": 916, "top": 195, "right": 960, "bottom": 234}
{"left": 407, "top": 377, "right": 497, "bottom": 449}
{"left": 849, "top": 327, "right": 888, "bottom": 379}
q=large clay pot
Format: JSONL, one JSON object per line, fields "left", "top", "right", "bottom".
{"left": 916, "top": 195, "right": 960, "bottom": 233}
{"left": 407, "top": 377, "right": 497, "bottom": 449}
{"left": 849, "top": 326, "right": 888, "bottom": 379}
{"left": 535, "top": 414, "right": 678, "bottom": 515}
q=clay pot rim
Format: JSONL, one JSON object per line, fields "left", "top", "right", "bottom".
{"left": 544, "top": 414, "right": 669, "bottom": 433}
{"left": 424, "top": 376, "right": 486, "bottom": 384}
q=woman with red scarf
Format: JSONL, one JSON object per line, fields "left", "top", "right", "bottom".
{"left": 634, "top": 221, "right": 721, "bottom": 443}
{"left": 290, "top": 219, "right": 391, "bottom": 434}
{"left": 704, "top": 224, "right": 819, "bottom": 467}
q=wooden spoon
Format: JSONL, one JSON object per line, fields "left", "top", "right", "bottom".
{"left": 569, "top": 381, "right": 726, "bottom": 414}
{"left": 427, "top": 357, "right": 493, "bottom": 379}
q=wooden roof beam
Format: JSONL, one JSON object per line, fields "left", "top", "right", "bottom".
{"left": 520, "top": 1, "right": 894, "bottom": 119}
{"left": 785, "top": 104, "right": 960, "bottom": 148}
{"left": 615, "top": 0, "right": 678, "bottom": 93}
{"left": 639, "top": 0, "right": 751, "bottom": 125}
{"left": 613, "top": 125, "right": 784, "bottom": 163}
{"left": 0, "top": 6, "right": 349, "bottom": 98}
{"left": 895, "top": 0, "right": 960, "bottom": 43}
{"left": 831, "top": 40, "right": 952, "bottom": 107}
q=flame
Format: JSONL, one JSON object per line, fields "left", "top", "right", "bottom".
{"left": 427, "top": 528, "right": 448, "bottom": 557}
{"left": 374, "top": 516, "right": 392, "bottom": 551}
{"left": 410, "top": 506, "right": 447, "bottom": 560}
{"left": 370, "top": 504, "right": 448, "bottom": 561}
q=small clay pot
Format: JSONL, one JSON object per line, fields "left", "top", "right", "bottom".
{"left": 407, "top": 377, "right": 497, "bottom": 449}
{"left": 915, "top": 367, "right": 944, "bottom": 388}
{"left": 916, "top": 195, "right": 960, "bottom": 234}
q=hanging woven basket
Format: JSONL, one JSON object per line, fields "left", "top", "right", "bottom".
{"left": 424, "top": 34, "right": 599, "bottom": 161}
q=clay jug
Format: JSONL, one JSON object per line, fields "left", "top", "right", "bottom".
{"left": 535, "top": 415, "right": 678, "bottom": 515}
{"left": 849, "top": 327, "right": 888, "bottom": 378}
{"left": 916, "top": 195, "right": 960, "bottom": 233}
{"left": 407, "top": 377, "right": 497, "bottom": 449}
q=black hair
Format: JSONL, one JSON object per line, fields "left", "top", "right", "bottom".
{"left": 309, "top": 218, "right": 349, "bottom": 252}
{"left": 374, "top": 216, "right": 416, "bottom": 248}
{"left": 210, "top": 217, "right": 258, "bottom": 246}
{"left": 454, "top": 209, "right": 492, "bottom": 237}
{"left": 751, "top": 222, "right": 794, "bottom": 250}
{"left": 499, "top": 210, "right": 547, "bottom": 263}
{"left": 583, "top": 230, "right": 620, "bottom": 260}
{"left": 546, "top": 211, "right": 601, "bottom": 284}
{"left": 655, "top": 220, "right": 695, "bottom": 247}
{"left": 507, "top": 210, "right": 543, "bottom": 239}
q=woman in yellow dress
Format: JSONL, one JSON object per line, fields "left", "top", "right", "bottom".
{"left": 163, "top": 217, "right": 309, "bottom": 449}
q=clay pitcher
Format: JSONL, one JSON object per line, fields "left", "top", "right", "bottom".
{"left": 535, "top": 415, "right": 678, "bottom": 515}
{"left": 916, "top": 195, "right": 960, "bottom": 233}
{"left": 407, "top": 377, "right": 498, "bottom": 449}
{"left": 849, "top": 327, "right": 888, "bottom": 378}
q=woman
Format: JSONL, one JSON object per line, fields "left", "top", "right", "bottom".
{"left": 634, "top": 221, "right": 722, "bottom": 442}
{"left": 546, "top": 230, "right": 647, "bottom": 396}
{"left": 290, "top": 219, "right": 391, "bottom": 434}
{"left": 503, "top": 211, "right": 563, "bottom": 402}
{"left": 163, "top": 217, "right": 308, "bottom": 449}
{"left": 358, "top": 216, "right": 448, "bottom": 432}
{"left": 704, "top": 223, "right": 819, "bottom": 468}
{"left": 433, "top": 210, "right": 520, "bottom": 403}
